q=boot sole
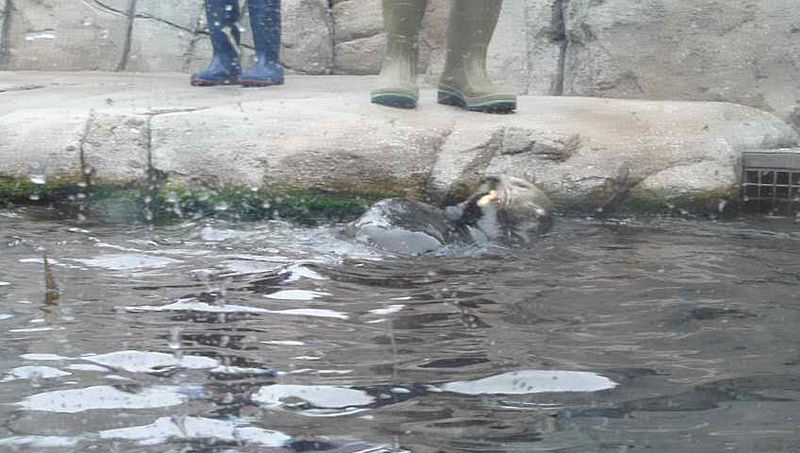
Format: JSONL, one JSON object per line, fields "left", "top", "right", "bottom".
{"left": 371, "top": 93, "right": 418, "bottom": 109}
{"left": 438, "top": 89, "right": 516, "bottom": 114}
{"left": 190, "top": 78, "right": 239, "bottom": 87}
{"left": 240, "top": 78, "right": 285, "bottom": 88}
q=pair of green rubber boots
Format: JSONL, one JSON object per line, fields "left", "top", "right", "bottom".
{"left": 371, "top": 0, "right": 515, "bottom": 114}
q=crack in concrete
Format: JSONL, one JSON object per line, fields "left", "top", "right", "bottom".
{"left": 328, "top": 0, "right": 339, "bottom": 73}
{"left": 0, "top": 0, "right": 13, "bottom": 70}
{"left": 551, "top": 0, "right": 569, "bottom": 96}
{"left": 183, "top": 15, "right": 205, "bottom": 72}
{"left": 83, "top": 0, "right": 126, "bottom": 17}
{"left": 145, "top": 106, "right": 212, "bottom": 116}
{"left": 115, "top": 0, "right": 137, "bottom": 71}
{"left": 0, "top": 84, "right": 46, "bottom": 94}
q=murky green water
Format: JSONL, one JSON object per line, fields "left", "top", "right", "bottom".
{"left": 0, "top": 209, "right": 798, "bottom": 452}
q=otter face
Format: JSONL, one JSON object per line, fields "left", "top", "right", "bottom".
{"left": 447, "top": 175, "right": 552, "bottom": 245}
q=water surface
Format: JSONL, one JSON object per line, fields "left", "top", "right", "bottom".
{"left": 0, "top": 209, "right": 798, "bottom": 452}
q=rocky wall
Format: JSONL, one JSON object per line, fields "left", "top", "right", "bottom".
{"left": 1, "top": 0, "right": 799, "bottom": 128}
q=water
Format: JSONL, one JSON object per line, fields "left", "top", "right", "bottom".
{"left": 0, "top": 209, "right": 798, "bottom": 452}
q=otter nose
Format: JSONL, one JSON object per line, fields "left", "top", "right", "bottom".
{"left": 476, "top": 190, "right": 500, "bottom": 207}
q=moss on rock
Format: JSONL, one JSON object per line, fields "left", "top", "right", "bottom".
{"left": 0, "top": 174, "right": 744, "bottom": 223}
{"left": 0, "top": 176, "right": 399, "bottom": 224}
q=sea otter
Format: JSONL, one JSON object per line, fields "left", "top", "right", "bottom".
{"left": 345, "top": 176, "right": 552, "bottom": 255}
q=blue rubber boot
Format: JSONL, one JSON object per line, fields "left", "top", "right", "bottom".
{"left": 241, "top": 0, "right": 285, "bottom": 87}
{"left": 191, "top": 0, "right": 241, "bottom": 86}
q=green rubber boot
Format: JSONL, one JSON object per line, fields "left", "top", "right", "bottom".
{"left": 438, "top": 0, "right": 516, "bottom": 113}
{"left": 371, "top": 0, "right": 428, "bottom": 109}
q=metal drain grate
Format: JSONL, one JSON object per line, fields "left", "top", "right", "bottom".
{"left": 741, "top": 150, "right": 800, "bottom": 214}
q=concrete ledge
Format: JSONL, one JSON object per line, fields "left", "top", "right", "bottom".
{"left": 1, "top": 72, "right": 799, "bottom": 218}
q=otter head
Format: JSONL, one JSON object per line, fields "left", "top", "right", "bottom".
{"left": 446, "top": 175, "right": 552, "bottom": 245}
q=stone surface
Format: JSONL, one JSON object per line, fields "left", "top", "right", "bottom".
{"left": 1, "top": 0, "right": 333, "bottom": 74}
{"left": 3, "top": 0, "right": 128, "bottom": 71}
{"left": 333, "top": 0, "right": 449, "bottom": 75}
{"left": 126, "top": 18, "right": 198, "bottom": 73}
{"left": 5, "top": 0, "right": 799, "bottom": 131}
{"left": 0, "top": 106, "right": 86, "bottom": 182}
{"left": 422, "top": 0, "right": 563, "bottom": 95}
{"left": 0, "top": 0, "right": 8, "bottom": 66}
{"left": 124, "top": 0, "right": 205, "bottom": 73}
{"left": 562, "top": 0, "right": 800, "bottom": 130}
{"left": 333, "top": 33, "right": 384, "bottom": 75}
{"left": 240, "top": 0, "right": 334, "bottom": 74}
{"left": 331, "top": 0, "right": 384, "bottom": 74}
{"left": 81, "top": 112, "right": 150, "bottom": 184}
{"left": 1, "top": 72, "right": 798, "bottom": 213}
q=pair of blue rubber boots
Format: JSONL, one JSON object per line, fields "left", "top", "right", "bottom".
{"left": 191, "top": 0, "right": 284, "bottom": 87}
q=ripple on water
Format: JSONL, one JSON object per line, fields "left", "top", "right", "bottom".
{"left": 1, "top": 214, "right": 798, "bottom": 451}
{"left": 122, "top": 299, "right": 350, "bottom": 319}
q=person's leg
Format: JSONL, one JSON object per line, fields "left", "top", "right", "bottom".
{"left": 241, "top": 0, "right": 285, "bottom": 87}
{"left": 371, "top": 0, "right": 428, "bottom": 109}
{"left": 438, "top": 0, "right": 515, "bottom": 113}
{"left": 191, "top": 0, "right": 241, "bottom": 86}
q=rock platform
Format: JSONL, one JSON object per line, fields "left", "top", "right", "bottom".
{"left": 1, "top": 71, "right": 799, "bottom": 218}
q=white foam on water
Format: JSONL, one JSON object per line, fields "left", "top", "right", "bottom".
{"left": 268, "top": 308, "right": 348, "bottom": 320}
{"left": 20, "top": 353, "right": 72, "bottom": 361}
{"left": 19, "top": 258, "right": 60, "bottom": 264}
{"left": 284, "top": 264, "right": 326, "bottom": 282}
{"left": 369, "top": 304, "right": 405, "bottom": 316}
{"left": 10, "top": 326, "right": 64, "bottom": 333}
{"left": 73, "top": 254, "right": 181, "bottom": 271}
{"left": 2, "top": 366, "right": 71, "bottom": 382}
{"left": 199, "top": 226, "right": 255, "bottom": 242}
{"left": 221, "top": 259, "right": 284, "bottom": 275}
{"left": 123, "top": 300, "right": 349, "bottom": 319}
{"left": 0, "top": 281, "right": 11, "bottom": 286}
{"left": 18, "top": 385, "right": 186, "bottom": 413}
{"left": 210, "top": 366, "right": 274, "bottom": 375}
{"left": 0, "top": 314, "right": 13, "bottom": 321}
{"left": 83, "top": 350, "right": 218, "bottom": 373}
{"left": 440, "top": 370, "right": 618, "bottom": 395}
{"left": 252, "top": 384, "right": 375, "bottom": 409}
{"left": 264, "top": 289, "right": 331, "bottom": 301}
{"left": 261, "top": 340, "right": 306, "bottom": 346}
{"left": 316, "top": 369, "right": 353, "bottom": 375}
{"left": 0, "top": 436, "right": 79, "bottom": 448}
{"left": 66, "top": 364, "right": 109, "bottom": 372}
{"left": 124, "top": 299, "right": 271, "bottom": 314}
{"left": 95, "top": 242, "right": 145, "bottom": 253}
{"left": 99, "top": 416, "right": 292, "bottom": 447}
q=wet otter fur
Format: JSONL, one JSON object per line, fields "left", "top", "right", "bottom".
{"left": 345, "top": 175, "right": 552, "bottom": 255}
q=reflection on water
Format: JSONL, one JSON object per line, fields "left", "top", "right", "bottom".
{"left": 0, "top": 211, "right": 798, "bottom": 451}
{"left": 18, "top": 385, "right": 188, "bottom": 413}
